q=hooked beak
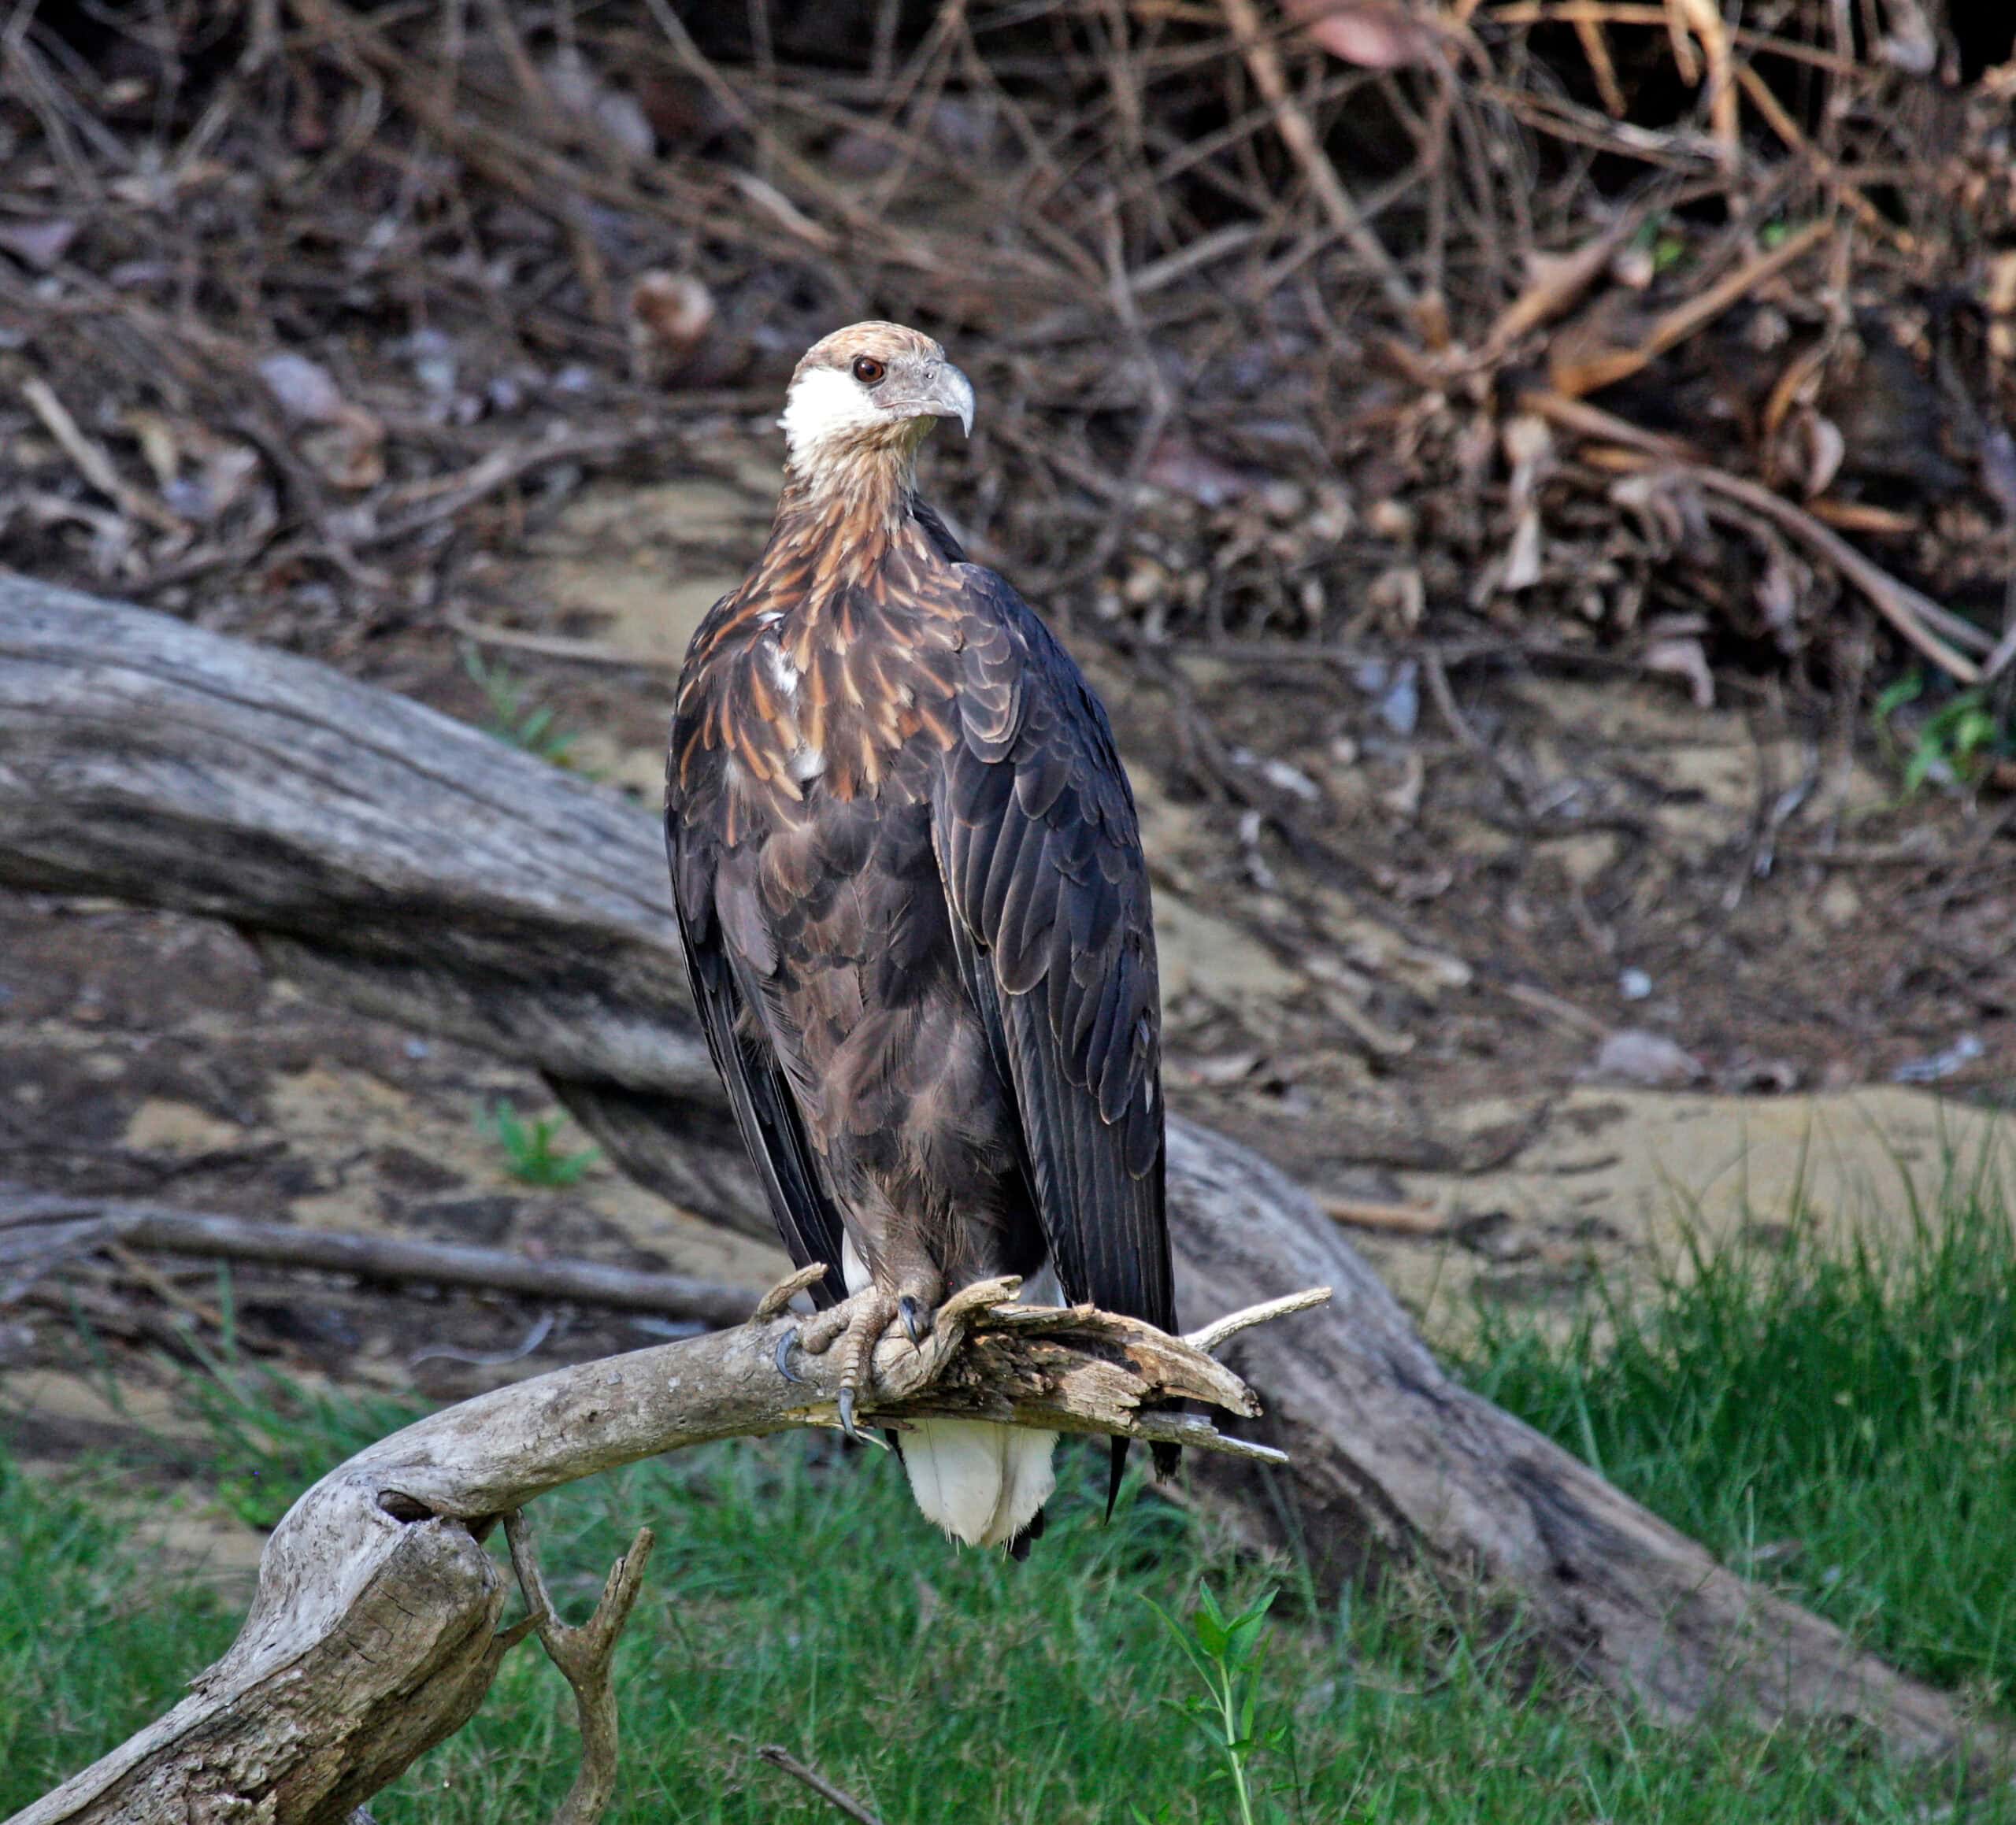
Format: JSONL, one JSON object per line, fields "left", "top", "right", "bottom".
{"left": 917, "top": 362, "right": 975, "bottom": 437}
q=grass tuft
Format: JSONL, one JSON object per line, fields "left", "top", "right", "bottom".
{"left": 480, "top": 1095, "right": 600, "bottom": 1186}
{"left": 1466, "top": 1179, "right": 2016, "bottom": 1708}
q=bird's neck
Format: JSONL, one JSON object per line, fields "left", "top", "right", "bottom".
{"left": 760, "top": 444, "right": 939, "bottom": 599}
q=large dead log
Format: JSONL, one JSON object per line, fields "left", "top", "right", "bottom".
{"left": 8, "top": 1275, "right": 1300, "bottom": 1824}
{"left": 0, "top": 572, "right": 1992, "bottom": 1763}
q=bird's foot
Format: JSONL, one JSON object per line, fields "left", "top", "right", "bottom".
{"left": 758, "top": 1264, "right": 836, "bottom": 1388}
{"left": 788, "top": 1286, "right": 936, "bottom": 1442}
{"left": 770, "top": 1297, "right": 852, "bottom": 1389}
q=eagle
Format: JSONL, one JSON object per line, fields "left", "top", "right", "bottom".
{"left": 665, "top": 321, "right": 1175, "bottom": 1553}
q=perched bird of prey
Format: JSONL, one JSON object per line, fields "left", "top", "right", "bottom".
{"left": 666, "top": 321, "right": 1176, "bottom": 1554}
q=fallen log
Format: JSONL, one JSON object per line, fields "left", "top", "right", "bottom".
{"left": 7, "top": 1275, "right": 1302, "bottom": 1824}
{"left": 0, "top": 572, "right": 1994, "bottom": 1763}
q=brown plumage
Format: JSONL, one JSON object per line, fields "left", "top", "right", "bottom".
{"left": 666, "top": 323, "right": 1174, "bottom": 1552}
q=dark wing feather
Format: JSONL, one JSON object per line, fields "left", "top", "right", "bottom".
{"left": 667, "top": 795, "right": 850, "bottom": 1309}
{"left": 933, "top": 566, "right": 1175, "bottom": 1336}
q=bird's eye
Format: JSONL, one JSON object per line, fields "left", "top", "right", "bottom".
{"left": 851, "top": 355, "right": 886, "bottom": 385}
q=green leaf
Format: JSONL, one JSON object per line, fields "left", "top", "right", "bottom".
{"left": 1874, "top": 671, "right": 1924, "bottom": 724}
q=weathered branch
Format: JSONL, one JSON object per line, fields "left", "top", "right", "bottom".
{"left": 0, "top": 573, "right": 1999, "bottom": 1765}
{"left": 0, "top": 1190, "right": 758, "bottom": 1327}
{"left": 8, "top": 1280, "right": 1299, "bottom": 1825}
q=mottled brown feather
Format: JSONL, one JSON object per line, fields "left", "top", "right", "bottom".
{"left": 666, "top": 323, "right": 1175, "bottom": 1401}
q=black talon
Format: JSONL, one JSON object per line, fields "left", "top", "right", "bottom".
{"left": 774, "top": 1327, "right": 807, "bottom": 1386}
{"left": 837, "top": 1385, "right": 863, "bottom": 1442}
{"left": 898, "top": 1294, "right": 930, "bottom": 1349}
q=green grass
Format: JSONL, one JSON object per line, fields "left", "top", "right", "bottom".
{"left": 1467, "top": 1179, "right": 2016, "bottom": 1713}
{"left": 7, "top": 1183, "right": 2016, "bottom": 1822}
{"left": 462, "top": 646, "right": 591, "bottom": 772}
{"left": 0, "top": 1455, "right": 238, "bottom": 1804}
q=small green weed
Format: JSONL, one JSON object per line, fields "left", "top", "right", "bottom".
{"left": 463, "top": 646, "right": 588, "bottom": 770}
{"left": 1142, "top": 1582, "right": 1287, "bottom": 1825}
{"left": 481, "top": 1096, "right": 598, "bottom": 1186}
{"left": 1874, "top": 672, "right": 2010, "bottom": 797}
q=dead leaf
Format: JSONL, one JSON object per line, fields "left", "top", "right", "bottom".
{"left": 258, "top": 352, "right": 384, "bottom": 490}
{"left": 1501, "top": 509, "right": 1544, "bottom": 591}
{"left": 1379, "top": 750, "right": 1425, "bottom": 821}
{"left": 302, "top": 420, "right": 385, "bottom": 491}
{"left": 1754, "top": 551, "right": 1801, "bottom": 641}
{"left": 1143, "top": 437, "right": 1254, "bottom": 509}
{"left": 124, "top": 410, "right": 181, "bottom": 489}
{"left": 1791, "top": 409, "right": 1846, "bottom": 498}
{"left": 1173, "top": 1052, "right": 1266, "bottom": 1088}
{"left": 1367, "top": 564, "right": 1425, "bottom": 630}
{"left": 1877, "top": 0, "right": 1936, "bottom": 73}
{"left": 1590, "top": 1028, "right": 1705, "bottom": 1087}
{"left": 169, "top": 442, "right": 261, "bottom": 523}
{"left": 1981, "top": 427, "right": 2016, "bottom": 525}
{"left": 1288, "top": 0, "right": 1440, "bottom": 68}
{"left": 628, "top": 272, "right": 716, "bottom": 383}
{"left": 1258, "top": 757, "right": 1323, "bottom": 801}
{"left": 259, "top": 353, "right": 349, "bottom": 425}
{"left": 543, "top": 50, "right": 656, "bottom": 160}
{"left": 1988, "top": 250, "right": 2016, "bottom": 318}
{"left": 1643, "top": 634, "right": 1714, "bottom": 707}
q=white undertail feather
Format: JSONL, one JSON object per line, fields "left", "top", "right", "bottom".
{"left": 902, "top": 1417, "right": 1058, "bottom": 1551}
{"left": 839, "top": 1240, "right": 1062, "bottom": 1549}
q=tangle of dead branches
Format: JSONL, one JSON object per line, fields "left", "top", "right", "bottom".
{"left": 0, "top": 2, "right": 2010, "bottom": 692}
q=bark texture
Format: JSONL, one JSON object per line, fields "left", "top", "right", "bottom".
{"left": 0, "top": 573, "right": 1993, "bottom": 1766}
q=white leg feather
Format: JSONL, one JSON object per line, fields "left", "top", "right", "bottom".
{"left": 839, "top": 1242, "right": 1062, "bottom": 1548}
{"left": 902, "top": 1417, "right": 1058, "bottom": 1549}
{"left": 903, "top": 1266, "right": 1058, "bottom": 1547}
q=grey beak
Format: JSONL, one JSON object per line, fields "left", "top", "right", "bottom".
{"left": 928, "top": 364, "right": 976, "bottom": 437}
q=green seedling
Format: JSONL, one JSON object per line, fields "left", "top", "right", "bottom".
{"left": 481, "top": 1096, "right": 598, "bottom": 1186}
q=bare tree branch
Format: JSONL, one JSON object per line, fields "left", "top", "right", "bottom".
{"left": 0, "top": 1190, "right": 760, "bottom": 1327}
{"left": 8, "top": 1281, "right": 1300, "bottom": 1825}
{"left": 503, "top": 1513, "right": 658, "bottom": 1825}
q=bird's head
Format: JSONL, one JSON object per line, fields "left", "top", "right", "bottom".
{"left": 779, "top": 321, "right": 974, "bottom": 482}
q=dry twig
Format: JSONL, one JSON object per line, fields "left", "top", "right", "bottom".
{"left": 756, "top": 1747, "right": 888, "bottom": 1825}
{"left": 504, "top": 1513, "right": 658, "bottom": 1825}
{"left": 0, "top": 1192, "right": 762, "bottom": 1327}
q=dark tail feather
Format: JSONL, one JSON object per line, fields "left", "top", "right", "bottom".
{"left": 1107, "top": 1434, "right": 1183, "bottom": 1522}
{"left": 1007, "top": 1505, "right": 1047, "bottom": 1562}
